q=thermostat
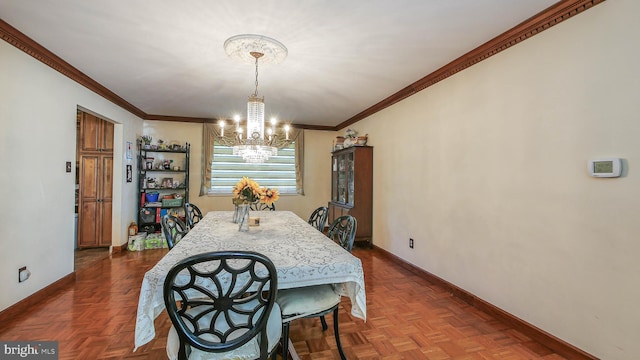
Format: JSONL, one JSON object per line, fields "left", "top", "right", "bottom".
{"left": 588, "top": 158, "right": 622, "bottom": 177}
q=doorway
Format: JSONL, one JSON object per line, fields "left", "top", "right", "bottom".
{"left": 75, "top": 110, "right": 113, "bottom": 265}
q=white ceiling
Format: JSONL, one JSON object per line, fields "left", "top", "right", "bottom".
{"left": 0, "top": 0, "right": 559, "bottom": 128}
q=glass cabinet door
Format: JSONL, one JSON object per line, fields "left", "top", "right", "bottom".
{"left": 332, "top": 152, "right": 351, "bottom": 204}
{"left": 332, "top": 150, "right": 356, "bottom": 205}
{"left": 338, "top": 154, "right": 346, "bottom": 203}
{"left": 347, "top": 152, "right": 354, "bottom": 205}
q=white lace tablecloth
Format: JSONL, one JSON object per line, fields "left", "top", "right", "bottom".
{"left": 133, "top": 210, "right": 366, "bottom": 350}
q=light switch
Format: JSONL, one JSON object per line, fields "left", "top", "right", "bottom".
{"left": 66, "top": 161, "right": 72, "bottom": 173}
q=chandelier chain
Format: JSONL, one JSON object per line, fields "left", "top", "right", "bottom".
{"left": 253, "top": 56, "right": 259, "bottom": 97}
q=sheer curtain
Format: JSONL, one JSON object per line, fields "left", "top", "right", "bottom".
{"left": 200, "top": 123, "right": 304, "bottom": 196}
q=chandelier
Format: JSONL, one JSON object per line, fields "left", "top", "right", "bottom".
{"left": 218, "top": 34, "right": 292, "bottom": 163}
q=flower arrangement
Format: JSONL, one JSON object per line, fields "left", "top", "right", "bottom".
{"left": 232, "top": 177, "right": 279, "bottom": 205}
{"left": 343, "top": 128, "right": 358, "bottom": 147}
{"left": 141, "top": 135, "right": 152, "bottom": 145}
{"left": 345, "top": 128, "right": 357, "bottom": 139}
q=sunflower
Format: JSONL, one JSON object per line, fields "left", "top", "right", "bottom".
{"left": 232, "top": 177, "right": 263, "bottom": 203}
{"left": 260, "top": 187, "right": 280, "bottom": 205}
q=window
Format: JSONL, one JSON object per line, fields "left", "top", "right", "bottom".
{"left": 201, "top": 123, "right": 304, "bottom": 196}
{"left": 209, "top": 142, "right": 297, "bottom": 194}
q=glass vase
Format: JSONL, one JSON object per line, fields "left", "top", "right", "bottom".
{"left": 233, "top": 204, "right": 240, "bottom": 223}
{"left": 237, "top": 204, "right": 250, "bottom": 232}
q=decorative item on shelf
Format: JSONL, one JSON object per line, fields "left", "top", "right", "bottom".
{"left": 145, "top": 158, "right": 154, "bottom": 170}
{"left": 141, "top": 135, "right": 152, "bottom": 149}
{"left": 335, "top": 136, "right": 345, "bottom": 150}
{"left": 343, "top": 128, "right": 358, "bottom": 148}
{"left": 231, "top": 176, "right": 279, "bottom": 230}
{"left": 146, "top": 178, "right": 156, "bottom": 188}
{"left": 161, "top": 177, "right": 173, "bottom": 188}
{"left": 356, "top": 134, "right": 368, "bottom": 146}
{"left": 216, "top": 34, "right": 292, "bottom": 163}
{"left": 157, "top": 139, "right": 166, "bottom": 150}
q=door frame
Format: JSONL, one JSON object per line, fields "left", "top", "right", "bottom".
{"left": 76, "top": 107, "right": 123, "bottom": 252}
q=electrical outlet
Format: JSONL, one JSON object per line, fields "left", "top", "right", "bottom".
{"left": 18, "top": 266, "right": 30, "bottom": 283}
{"left": 409, "top": 238, "right": 414, "bottom": 249}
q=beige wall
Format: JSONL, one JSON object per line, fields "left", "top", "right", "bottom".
{"left": 143, "top": 121, "right": 335, "bottom": 219}
{"left": 355, "top": 1, "right": 639, "bottom": 359}
{"left": 0, "top": 40, "right": 144, "bottom": 312}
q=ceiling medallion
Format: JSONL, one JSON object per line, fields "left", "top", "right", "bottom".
{"left": 223, "top": 34, "right": 288, "bottom": 65}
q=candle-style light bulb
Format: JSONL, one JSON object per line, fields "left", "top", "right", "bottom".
{"left": 233, "top": 114, "right": 241, "bottom": 130}
{"left": 270, "top": 117, "right": 277, "bottom": 126}
{"left": 218, "top": 120, "right": 225, "bottom": 137}
{"left": 267, "top": 128, "right": 273, "bottom": 141}
{"left": 237, "top": 127, "right": 243, "bottom": 140}
{"left": 284, "top": 124, "right": 290, "bottom": 140}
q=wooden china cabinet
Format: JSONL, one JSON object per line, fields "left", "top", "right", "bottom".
{"left": 328, "top": 145, "right": 373, "bottom": 247}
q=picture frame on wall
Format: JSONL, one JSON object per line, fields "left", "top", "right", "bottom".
{"left": 126, "top": 164, "right": 132, "bottom": 183}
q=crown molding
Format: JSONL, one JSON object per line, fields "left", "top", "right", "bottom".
{"left": 1, "top": 0, "right": 604, "bottom": 130}
{"left": 147, "top": 114, "right": 332, "bottom": 130}
{"left": 0, "top": 19, "right": 147, "bottom": 119}
{"left": 336, "top": 0, "right": 605, "bottom": 130}
{"left": 146, "top": 114, "right": 213, "bottom": 123}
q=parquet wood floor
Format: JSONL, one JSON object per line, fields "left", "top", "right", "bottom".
{"left": 0, "top": 247, "right": 567, "bottom": 359}
{"left": 74, "top": 247, "right": 110, "bottom": 271}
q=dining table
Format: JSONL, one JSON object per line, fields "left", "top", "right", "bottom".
{"left": 133, "top": 210, "right": 367, "bottom": 351}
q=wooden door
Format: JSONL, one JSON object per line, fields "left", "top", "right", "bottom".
{"left": 101, "top": 121, "right": 114, "bottom": 152}
{"left": 99, "top": 155, "right": 113, "bottom": 246}
{"left": 78, "top": 154, "right": 113, "bottom": 248}
{"left": 77, "top": 111, "right": 114, "bottom": 248}
{"left": 79, "top": 113, "right": 101, "bottom": 152}
{"left": 79, "top": 113, "right": 114, "bottom": 152}
{"left": 78, "top": 155, "right": 100, "bottom": 247}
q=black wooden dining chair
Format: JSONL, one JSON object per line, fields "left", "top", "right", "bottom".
{"left": 163, "top": 251, "right": 281, "bottom": 360}
{"left": 161, "top": 214, "right": 188, "bottom": 249}
{"left": 249, "top": 202, "right": 275, "bottom": 211}
{"left": 307, "top": 206, "right": 328, "bottom": 232}
{"left": 276, "top": 215, "right": 357, "bottom": 360}
{"left": 183, "top": 202, "right": 203, "bottom": 229}
{"left": 325, "top": 214, "right": 357, "bottom": 253}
